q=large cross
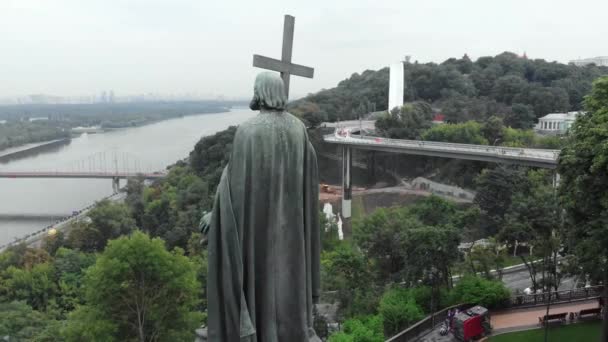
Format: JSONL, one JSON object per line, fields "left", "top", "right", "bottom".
{"left": 253, "top": 14, "right": 314, "bottom": 98}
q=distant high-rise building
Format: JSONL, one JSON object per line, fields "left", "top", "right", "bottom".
{"left": 108, "top": 90, "right": 115, "bottom": 103}
{"left": 569, "top": 56, "right": 608, "bottom": 67}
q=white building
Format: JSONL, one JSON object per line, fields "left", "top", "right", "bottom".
{"left": 569, "top": 56, "right": 608, "bottom": 67}
{"left": 535, "top": 111, "right": 583, "bottom": 134}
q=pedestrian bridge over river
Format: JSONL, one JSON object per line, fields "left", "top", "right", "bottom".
{"left": 323, "top": 133, "right": 560, "bottom": 219}
{"left": 323, "top": 135, "right": 559, "bottom": 169}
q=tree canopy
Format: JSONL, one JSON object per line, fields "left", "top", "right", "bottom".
{"left": 63, "top": 231, "right": 202, "bottom": 342}
{"left": 289, "top": 52, "right": 608, "bottom": 123}
{"left": 558, "top": 76, "right": 608, "bottom": 340}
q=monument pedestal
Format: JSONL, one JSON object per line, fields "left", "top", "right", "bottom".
{"left": 194, "top": 326, "right": 207, "bottom": 342}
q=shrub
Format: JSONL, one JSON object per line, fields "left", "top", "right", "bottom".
{"left": 378, "top": 288, "right": 425, "bottom": 336}
{"left": 328, "top": 315, "right": 384, "bottom": 342}
{"left": 449, "top": 276, "right": 510, "bottom": 308}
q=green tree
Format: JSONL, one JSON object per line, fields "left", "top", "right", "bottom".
{"left": 63, "top": 231, "right": 202, "bottom": 342}
{"left": 422, "top": 121, "right": 488, "bottom": 144}
{"left": 328, "top": 315, "right": 384, "bottom": 342}
{"left": 505, "top": 103, "right": 536, "bottom": 129}
{"left": 125, "top": 176, "right": 146, "bottom": 228}
{"left": 53, "top": 247, "right": 96, "bottom": 315}
{"left": 4, "top": 263, "right": 57, "bottom": 311}
{"left": 378, "top": 288, "right": 424, "bottom": 336}
{"left": 515, "top": 85, "right": 570, "bottom": 117}
{"left": 449, "top": 276, "right": 510, "bottom": 309}
{"left": 66, "top": 221, "right": 104, "bottom": 253}
{"left": 42, "top": 231, "right": 65, "bottom": 256}
{"left": 289, "top": 101, "right": 328, "bottom": 128}
{"left": 322, "top": 243, "right": 375, "bottom": 317}
{"left": 354, "top": 207, "right": 424, "bottom": 281}
{"left": 87, "top": 200, "right": 137, "bottom": 246}
{"left": 376, "top": 102, "right": 433, "bottom": 139}
{"left": 474, "top": 166, "right": 527, "bottom": 236}
{"left": 492, "top": 75, "right": 528, "bottom": 104}
{"left": 558, "top": 76, "right": 608, "bottom": 340}
{"left": 481, "top": 116, "right": 505, "bottom": 145}
{"left": 0, "top": 301, "right": 60, "bottom": 341}
{"left": 466, "top": 239, "right": 507, "bottom": 280}
{"left": 500, "top": 171, "right": 562, "bottom": 291}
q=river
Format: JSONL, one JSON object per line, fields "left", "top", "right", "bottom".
{"left": 0, "top": 109, "right": 255, "bottom": 245}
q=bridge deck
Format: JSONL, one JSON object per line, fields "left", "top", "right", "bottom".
{"left": 324, "top": 135, "right": 559, "bottom": 168}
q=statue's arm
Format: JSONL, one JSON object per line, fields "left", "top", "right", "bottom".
{"left": 199, "top": 211, "right": 212, "bottom": 235}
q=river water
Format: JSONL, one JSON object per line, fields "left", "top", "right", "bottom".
{"left": 0, "top": 109, "right": 255, "bottom": 245}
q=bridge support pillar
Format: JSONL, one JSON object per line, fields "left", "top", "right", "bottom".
{"left": 552, "top": 172, "right": 561, "bottom": 188}
{"left": 112, "top": 177, "right": 120, "bottom": 193}
{"left": 342, "top": 146, "right": 352, "bottom": 219}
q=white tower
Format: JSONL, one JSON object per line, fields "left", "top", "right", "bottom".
{"left": 388, "top": 62, "right": 404, "bottom": 111}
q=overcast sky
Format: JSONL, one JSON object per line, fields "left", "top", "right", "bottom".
{"left": 1, "top": 0, "right": 606, "bottom": 100}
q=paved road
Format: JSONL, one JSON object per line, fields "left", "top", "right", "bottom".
{"left": 1, "top": 192, "right": 126, "bottom": 251}
{"left": 501, "top": 268, "right": 578, "bottom": 293}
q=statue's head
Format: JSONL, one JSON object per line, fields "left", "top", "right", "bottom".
{"left": 249, "top": 72, "right": 287, "bottom": 111}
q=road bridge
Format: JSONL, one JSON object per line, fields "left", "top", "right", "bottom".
{"left": 323, "top": 134, "right": 560, "bottom": 219}
{"left": 0, "top": 171, "right": 166, "bottom": 179}
{"left": 0, "top": 149, "right": 167, "bottom": 192}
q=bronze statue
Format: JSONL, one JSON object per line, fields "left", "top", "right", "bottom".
{"left": 202, "top": 72, "right": 320, "bottom": 342}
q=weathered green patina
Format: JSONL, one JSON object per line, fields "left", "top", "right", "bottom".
{"left": 204, "top": 72, "right": 320, "bottom": 341}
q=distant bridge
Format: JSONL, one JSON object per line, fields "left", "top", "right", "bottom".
{"left": 323, "top": 133, "right": 560, "bottom": 219}
{"left": 0, "top": 150, "right": 167, "bottom": 192}
{"left": 0, "top": 171, "right": 166, "bottom": 180}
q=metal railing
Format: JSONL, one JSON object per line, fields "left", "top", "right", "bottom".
{"left": 385, "top": 285, "right": 604, "bottom": 342}
{"left": 507, "top": 285, "right": 604, "bottom": 308}
{"left": 385, "top": 303, "right": 473, "bottom": 342}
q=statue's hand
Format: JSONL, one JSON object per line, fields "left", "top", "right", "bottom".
{"left": 199, "top": 211, "right": 212, "bottom": 246}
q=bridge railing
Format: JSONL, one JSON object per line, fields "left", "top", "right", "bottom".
{"left": 324, "top": 134, "right": 560, "bottom": 161}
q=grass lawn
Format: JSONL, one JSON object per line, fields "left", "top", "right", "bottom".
{"left": 490, "top": 321, "right": 602, "bottom": 341}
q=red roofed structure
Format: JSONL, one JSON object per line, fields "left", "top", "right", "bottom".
{"left": 433, "top": 113, "right": 445, "bottom": 123}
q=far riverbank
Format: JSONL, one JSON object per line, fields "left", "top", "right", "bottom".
{"left": 0, "top": 138, "right": 72, "bottom": 163}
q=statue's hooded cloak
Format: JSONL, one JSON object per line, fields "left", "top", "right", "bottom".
{"left": 206, "top": 72, "right": 320, "bottom": 341}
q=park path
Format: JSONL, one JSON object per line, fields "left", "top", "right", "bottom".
{"left": 419, "top": 299, "right": 600, "bottom": 341}
{"left": 491, "top": 299, "right": 600, "bottom": 331}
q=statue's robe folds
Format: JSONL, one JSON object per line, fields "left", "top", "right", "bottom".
{"left": 207, "top": 111, "right": 320, "bottom": 342}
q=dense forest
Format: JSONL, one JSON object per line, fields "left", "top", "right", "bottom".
{"left": 0, "top": 121, "right": 70, "bottom": 151}
{"left": 290, "top": 52, "right": 608, "bottom": 127}
{"left": 0, "top": 101, "right": 238, "bottom": 151}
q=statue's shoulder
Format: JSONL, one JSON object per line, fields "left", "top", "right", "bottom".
{"left": 237, "top": 111, "right": 305, "bottom": 135}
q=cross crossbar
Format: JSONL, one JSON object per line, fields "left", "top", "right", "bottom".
{"left": 253, "top": 55, "right": 314, "bottom": 78}
{"left": 252, "top": 14, "right": 314, "bottom": 98}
